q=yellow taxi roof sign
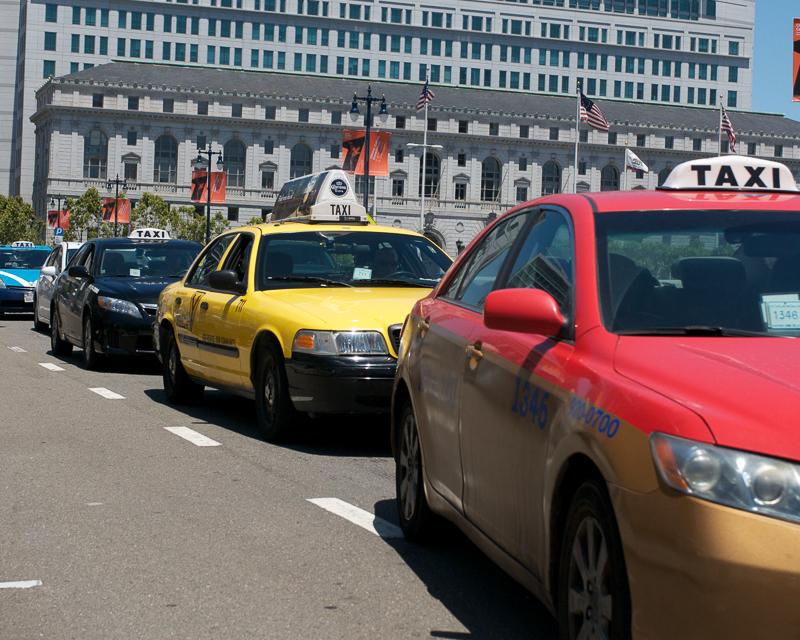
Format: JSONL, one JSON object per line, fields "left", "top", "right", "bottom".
{"left": 271, "top": 170, "right": 369, "bottom": 224}
{"left": 659, "top": 156, "right": 799, "bottom": 193}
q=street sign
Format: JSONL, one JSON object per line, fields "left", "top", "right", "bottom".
{"left": 54, "top": 227, "right": 64, "bottom": 237}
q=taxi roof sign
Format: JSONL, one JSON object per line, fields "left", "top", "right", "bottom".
{"left": 270, "top": 170, "right": 369, "bottom": 223}
{"left": 128, "top": 228, "right": 171, "bottom": 239}
{"left": 11, "top": 240, "right": 35, "bottom": 247}
{"left": 659, "top": 156, "right": 799, "bottom": 193}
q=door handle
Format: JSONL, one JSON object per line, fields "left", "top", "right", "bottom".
{"left": 419, "top": 316, "right": 430, "bottom": 330}
{"left": 200, "top": 301, "right": 209, "bottom": 311}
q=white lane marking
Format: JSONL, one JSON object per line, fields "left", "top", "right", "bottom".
{"left": 38, "top": 362, "right": 65, "bottom": 371}
{"left": 88, "top": 387, "right": 125, "bottom": 400}
{"left": 0, "top": 580, "right": 42, "bottom": 589}
{"left": 164, "top": 426, "right": 221, "bottom": 447}
{"left": 86, "top": 502, "right": 104, "bottom": 507}
{"left": 7, "top": 346, "right": 26, "bottom": 353}
{"left": 307, "top": 498, "right": 403, "bottom": 539}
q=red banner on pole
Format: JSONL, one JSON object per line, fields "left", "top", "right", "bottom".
{"left": 102, "top": 198, "right": 131, "bottom": 224}
{"left": 793, "top": 18, "right": 800, "bottom": 102}
{"left": 191, "top": 170, "right": 227, "bottom": 203}
{"left": 341, "top": 130, "right": 391, "bottom": 176}
{"left": 47, "top": 209, "right": 69, "bottom": 230}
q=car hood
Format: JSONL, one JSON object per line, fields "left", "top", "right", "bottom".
{"left": 614, "top": 337, "right": 800, "bottom": 462}
{"left": 259, "top": 287, "right": 430, "bottom": 328}
{"left": 95, "top": 277, "right": 178, "bottom": 304}
{"left": 0, "top": 268, "right": 40, "bottom": 288}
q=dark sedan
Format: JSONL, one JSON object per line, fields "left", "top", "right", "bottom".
{"left": 50, "top": 237, "right": 201, "bottom": 368}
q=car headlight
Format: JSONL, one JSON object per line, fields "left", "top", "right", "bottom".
{"left": 651, "top": 433, "right": 800, "bottom": 525}
{"left": 97, "top": 296, "right": 141, "bottom": 318}
{"left": 292, "top": 330, "right": 388, "bottom": 355}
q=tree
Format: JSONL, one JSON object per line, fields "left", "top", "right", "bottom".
{"left": 247, "top": 214, "right": 265, "bottom": 225}
{"left": 0, "top": 195, "right": 40, "bottom": 244}
{"left": 65, "top": 187, "right": 102, "bottom": 241}
{"left": 174, "top": 207, "right": 229, "bottom": 243}
{"left": 131, "top": 192, "right": 178, "bottom": 231}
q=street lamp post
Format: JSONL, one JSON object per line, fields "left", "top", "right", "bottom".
{"left": 105, "top": 174, "right": 128, "bottom": 237}
{"left": 48, "top": 195, "right": 65, "bottom": 233}
{"left": 193, "top": 147, "right": 224, "bottom": 244}
{"left": 350, "top": 86, "right": 388, "bottom": 213}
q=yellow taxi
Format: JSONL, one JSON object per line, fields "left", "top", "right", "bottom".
{"left": 154, "top": 170, "right": 452, "bottom": 440}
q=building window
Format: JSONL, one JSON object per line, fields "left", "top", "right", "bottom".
{"left": 163, "top": 98, "right": 174, "bottom": 113}
{"left": 747, "top": 142, "right": 756, "bottom": 155}
{"left": 298, "top": 108, "right": 309, "bottom": 122}
{"left": 693, "top": 138, "right": 702, "bottom": 151}
{"left": 92, "top": 93, "right": 104, "bottom": 108}
{"left": 489, "top": 122, "right": 499, "bottom": 136}
{"left": 198, "top": 101, "right": 208, "bottom": 115}
{"left": 224, "top": 139, "right": 246, "bottom": 187}
{"left": 127, "top": 130, "right": 137, "bottom": 145}
{"left": 227, "top": 207, "right": 239, "bottom": 222}
{"left": 542, "top": 161, "right": 561, "bottom": 195}
{"left": 775, "top": 145, "right": 783, "bottom": 158}
{"left": 83, "top": 129, "right": 108, "bottom": 178}
{"left": 578, "top": 161, "right": 587, "bottom": 175}
{"left": 601, "top": 165, "right": 620, "bottom": 191}
{"left": 665, "top": 136, "right": 674, "bottom": 149}
{"left": 124, "top": 162, "right": 138, "bottom": 181}
{"left": 427, "top": 118, "right": 437, "bottom": 132}
{"left": 43, "top": 60, "right": 55, "bottom": 77}
{"left": 418, "top": 152, "right": 441, "bottom": 198}
{"left": 549, "top": 127, "right": 559, "bottom": 141}
{"left": 458, "top": 120, "right": 469, "bottom": 134}
{"left": 454, "top": 182, "right": 467, "bottom": 201}
{"left": 196, "top": 135, "right": 207, "bottom": 150}
{"left": 636, "top": 134, "right": 646, "bottom": 147}
{"left": 392, "top": 179, "right": 405, "bottom": 197}
{"left": 608, "top": 132, "right": 617, "bottom": 145}
{"left": 579, "top": 129, "right": 588, "bottom": 143}
{"left": 395, "top": 115, "right": 406, "bottom": 129}
{"left": 265, "top": 105, "right": 276, "bottom": 119}
{"left": 290, "top": 143, "right": 312, "bottom": 178}
{"left": 457, "top": 153, "right": 466, "bottom": 167}
{"left": 264, "top": 139, "right": 274, "bottom": 154}
{"left": 481, "top": 157, "right": 501, "bottom": 202}
{"left": 127, "top": 96, "right": 139, "bottom": 111}
{"left": 153, "top": 135, "right": 178, "bottom": 183}
{"left": 232, "top": 103, "right": 242, "bottom": 118}
{"left": 331, "top": 110, "right": 342, "bottom": 125}
{"left": 45, "top": 4, "right": 57, "bottom": 22}
{"left": 44, "top": 32, "right": 57, "bottom": 51}
{"left": 394, "top": 148, "right": 404, "bottom": 162}
{"left": 330, "top": 144, "right": 340, "bottom": 159}
{"left": 519, "top": 124, "right": 529, "bottom": 139}
{"left": 516, "top": 185, "right": 528, "bottom": 202}
{"left": 261, "top": 170, "right": 275, "bottom": 190}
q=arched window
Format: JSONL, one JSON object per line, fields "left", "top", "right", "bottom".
{"left": 576, "top": 181, "right": 591, "bottom": 193}
{"left": 658, "top": 167, "right": 672, "bottom": 186}
{"left": 601, "top": 164, "right": 620, "bottom": 191}
{"left": 83, "top": 129, "right": 107, "bottom": 179}
{"left": 480, "top": 157, "right": 502, "bottom": 202}
{"left": 290, "top": 143, "right": 312, "bottom": 178}
{"left": 418, "top": 152, "right": 441, "bottom": 198}
{"left": 153, "top": 135, "right": 178, "bottom": 183}
{"left": 224, "top": 139, "right": 246, "bottom": 187}
{"left": 542, "top": 161, "right": 561, "bottom": 195}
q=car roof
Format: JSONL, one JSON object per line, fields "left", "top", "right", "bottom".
{"left": 230, "top": 222, "right": 429, "bottom": 238}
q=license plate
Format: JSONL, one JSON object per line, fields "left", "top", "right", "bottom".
{"left": 24, "top": 291, "right": 33, "bottom": 303}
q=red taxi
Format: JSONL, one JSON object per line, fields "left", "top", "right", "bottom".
{"left": 392, "top": 156, "right": 800, "bottom": 639}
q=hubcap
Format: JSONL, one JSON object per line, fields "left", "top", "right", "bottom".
{"left": 84, "top": 318, "right": 91, "bottom": 353}
{"left": 263, "top": 365, "right": 276, "bottom": 413}
{"left": 168, "top": 343, "right": 177, "bottom": 384}
{"left": 398, "top": 412, "right": 420, "bottom": 521}
{"left": 567, "top": 516, "right": 613, "bottom": 640}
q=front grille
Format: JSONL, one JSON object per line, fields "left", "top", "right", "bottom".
{"left": 140, "top": 303, "right": 158, "bottom": 317}
{"left": 389, "top": 324, "right": 403, "bottom": 354}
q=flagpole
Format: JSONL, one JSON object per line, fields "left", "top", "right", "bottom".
{"left": 573, "top": 83, "right": 580, "bottom": 193}
{"left": 419, "top": 78, "right": 429, "bottom": 232}
{"left": 622, "top": 151, "right": 626, "bottom": 192}
{"left": 718, "top": 99, "right": 723, "bottom": 156}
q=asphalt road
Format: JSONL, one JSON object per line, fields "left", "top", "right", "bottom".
{"left": 0, "top": 314, "right": 556, "bottom": 640}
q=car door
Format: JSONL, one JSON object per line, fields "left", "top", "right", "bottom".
{"left": 410, "top": 212, "right": 529, "bottom": 512}
{"left": 173, "top": 234, "right": 236, "bottom": 377}
{"left": 459, "top": 207, "right": 577, "bottom": 578}
{"left": 59, "top": 243, "right": 94, "bottom": 341}
{"left": 191, "top": 232, "right": 255, "bottom": 388}
{"left": 37, "top": 246, "right": 60, "bottom": 320}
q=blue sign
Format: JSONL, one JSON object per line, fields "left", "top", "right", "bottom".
{"left": 54, "top": 227, "right": 64, "bottom": 236}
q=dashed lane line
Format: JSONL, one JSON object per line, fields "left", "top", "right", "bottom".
{"left": 164, "top": 426, "right": 222, "bottom": 447}
{"left": 38, "top": 362, "right": 65, "bottom": 372}
{"left": 88, "top": 387, "right": 125, "bottom": 400}
{"left": 0, "top": 580, "right": 42, "bottom": 589}
{"left": 307, "top": 498, "right": 403, "bottom": 539}
{"left": 7, "top": 346, "right": 26, "bottom": 353}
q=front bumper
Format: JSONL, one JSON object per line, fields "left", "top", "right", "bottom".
{"left": 284, "top": 353, "right": 396, "bottom": 414}
{"left": 94, "top": 312, "right": 157, "bottom": 357}
{"left": 613, "top": 484, "right": 800, "bottom": 639}
{"left": 0, "top": 287, "right": 34, "bottom": 313}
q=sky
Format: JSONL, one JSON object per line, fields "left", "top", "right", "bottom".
{"left": 752, "top": 0, "right": 800, "bottom": 120}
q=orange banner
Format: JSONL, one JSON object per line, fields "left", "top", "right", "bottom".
{"left": 191, "top": 170, "right": 227, "bottom": 203}
{"left": 342, "top": 130, "right": 391, "bottom": 176}
{"left": 47, "top": 209, "right": 69, "bottom": 230}
{"left": 794, "top": 18, "right": 800, "bottom": 102}
{"left": 102, "top": 198, "right": 131, "bottom": 224}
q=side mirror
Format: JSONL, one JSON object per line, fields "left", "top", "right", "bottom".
{"left": 208, "top": 269, "right": 243, "bottom": 292}
{"left": 68, "top": 265, "right": 91, "bottom": 280}
{"left": 41, "top": 265, "right": 56, "bottom": 277}
{"left": 484, "top": 288, "right": 565, "bottom": 337}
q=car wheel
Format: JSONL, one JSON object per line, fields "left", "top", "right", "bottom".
{"left": 162, "top": 328, "right": 203, "bottom": 404}
{"left": 82, "top": 313, "right": 102, "bottom": 370}
{"left": 557, "top": 481, "right": 631, "bottom": 640}
{"left": 254, "top": 343, "right": 293, "bottom": 442}
{"left": 395, "top": 401, "right": 437, "bottom": 541}
{"left": 50, "top": 307, "right": 73, "bottom": 356}
{"left": 33, "top": 298, "right": 47, "bottom": 332}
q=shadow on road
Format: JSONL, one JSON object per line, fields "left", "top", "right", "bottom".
{"left": 373, "top": 498, "right": 557, "bottom": 640}
{"left": 143, "top": 387, "right": 392, "bottom": 458}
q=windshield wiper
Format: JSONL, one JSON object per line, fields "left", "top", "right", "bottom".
{"left": 352, "top": 278, "right": 430, "bottom": 288}
{"left": 265, "top": 275, "right": 352, "bottom": 287}
{"left": 616, "top": 326, "right": 781, "bottom": 337}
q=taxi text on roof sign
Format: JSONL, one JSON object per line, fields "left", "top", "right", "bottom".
{"left": 660, "top": 156, "right": 799, "bottom": 193}
{"left": 128, "top": 228, "right": 171, "bottom": 239}
{"left": 11, "top": 240, "right": 35, "bottom": 247}
{"left": 270, "top": 170, "right": 369, "bottom": 223}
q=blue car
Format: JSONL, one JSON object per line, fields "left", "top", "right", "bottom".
{"left": 0, "top": 242, "right": 52, "bottom": 316}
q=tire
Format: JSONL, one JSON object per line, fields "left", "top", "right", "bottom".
{"left": 162, "top": 328, "right": 203, "bottom": 404}
{"left": 50, "top": 306, "right": 73, "bottom": 356}
{"left": 557, "top": 481, "right": 632, "bottom": 640}
{"left": 82, "top": 313, "right": 102, "bottom": 370}
{"left": 395, "top": 400, "right": 437, "bottom": 541}
{"left": 254, "top": 343, "right": 294, "bottom": 442}
{"left": 33, "top": 298, "right": 47, "bottom": 332}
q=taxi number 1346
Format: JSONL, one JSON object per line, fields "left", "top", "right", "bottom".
{"left": 511, "top": 377, "right": 550, "bottom": 429}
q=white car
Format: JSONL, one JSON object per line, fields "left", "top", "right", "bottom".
{"left": 34, "top": 241, "right": 82, "bottom": 331}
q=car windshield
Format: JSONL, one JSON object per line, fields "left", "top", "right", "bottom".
{"left": 257, "top": 231, "right": 452, "bottom": 289}
{"left": 0, "top": 249, "right": 50, "bottom": 269}
{"left": 596, "top": 210, "right": 800, "bottom": 337}
{"left": 97, "top": 243, "right": 199, "bottom": 278}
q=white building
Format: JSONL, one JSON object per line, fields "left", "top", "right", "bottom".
{"left": 32, "top": 62, "right": 800, "bottom": 255}
{"left": 8, "top": 0, "right": 755, "bottom": 201}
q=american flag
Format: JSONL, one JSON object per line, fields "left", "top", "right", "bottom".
{"left": 579, "top": 92, "right": 610, "bottom": 132}
{"left": 721, "top": 105, "right": 737, "bottom": 153}
{"left": 416, "top": 80, "right": 435, "bottom": 111}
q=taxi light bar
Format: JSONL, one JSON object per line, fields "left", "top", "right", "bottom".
{"left": 659, "top": 156, "right": 799, "bottom": 193}
{"left": 270, "top": 170, "right": 369, "bottom": 224}
{"left": 129, "top": 228, "right": 171, "bottom": 239}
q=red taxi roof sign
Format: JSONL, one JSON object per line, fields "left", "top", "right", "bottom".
{"left": 270, "top": 170, "right": 369, "bottom": 223}
{"left": 659, "top": 156, "right": 799, "bottom": 193}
